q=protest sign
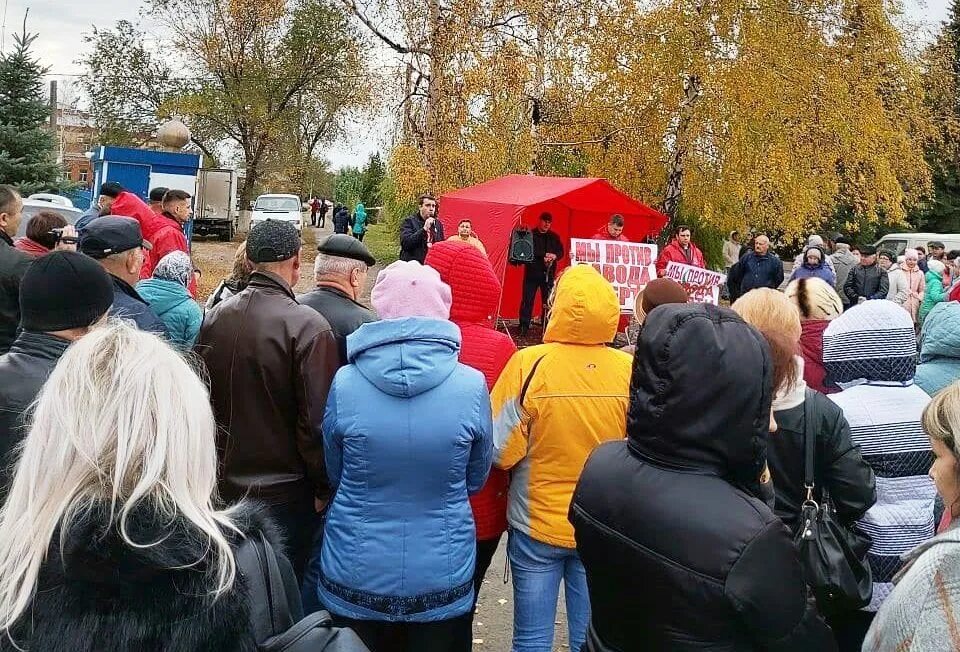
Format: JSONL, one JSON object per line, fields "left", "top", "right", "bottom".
{"left": 570, "top": 238, "right": 658, "bottom": 313}
{"left": 663, "top": 261, "right": 726, "bottom": 305}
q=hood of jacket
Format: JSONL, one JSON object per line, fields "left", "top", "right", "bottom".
{"left": 801, "top": 245, "right": 827, "bottom": 270}
{"left": 14, "top": 237, "right": 48, "bottom": 256}
{"left": 627, "top": 303, "right": 771, "bottom": 493}
{"left": 425, "top": 239, "right": 500, "bottom": 326}
{"left": 347, "top": 316, "right": 462, "bottom": 397}
{"left": 927, "top": 268, "right": 944, "bottom": 284}
{"left": 543, "top": 265, "right": 619, "bottom": 345}
{"left": 110, "top": 191, "right": 164, "bottom": 240}
{"left": 920, "top": 301, "right": 960, "bottom": 363}
{"left": 136, "top": 278, "right": 192, "bottom": 316}
{"left": 832, "top": 247, "right": 857, "bottom": 264}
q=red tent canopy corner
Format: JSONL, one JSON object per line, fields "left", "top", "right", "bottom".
{"left": 439, "top": 175, "right": 667, "bottom": 320}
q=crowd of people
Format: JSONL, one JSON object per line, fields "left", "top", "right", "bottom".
{"left": 2, "top": 179, "right": 960, "bottom": 652}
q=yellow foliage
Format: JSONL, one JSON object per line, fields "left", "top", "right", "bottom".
{"left": 373, "top": 0, "right": 931, "bottom": 238}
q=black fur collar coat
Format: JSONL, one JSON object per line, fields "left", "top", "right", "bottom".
{"left": 1, "top": 500, "right": 283, "bottom": 651}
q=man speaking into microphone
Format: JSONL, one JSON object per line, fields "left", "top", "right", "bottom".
{"left": 519, "top": 212, "right": 565, "bottom": 337}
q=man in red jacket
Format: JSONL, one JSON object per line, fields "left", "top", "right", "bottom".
{"left": 101, "top": 182, "right": 165, "bottom": 242}
{"left": 656, "top": 224, "right": 706, "bottom": 277}
{"left": 141, "top": 189, "right": 196, "bottom": 296}
{"left": 425, "top": 239, "right": 516, "bottom": 648}
{"left": 592, "top": 214, "right": 629, "bottom": 241}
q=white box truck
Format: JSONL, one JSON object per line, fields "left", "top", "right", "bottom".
{"left": 193, "top": 168, "right": 238, "bottom": 241}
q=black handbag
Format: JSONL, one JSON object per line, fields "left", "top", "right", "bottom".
{"left": 236, "top": 531, "right": 369, "bottom": 652}
{"left": 793, "top": 389, "right": 873, "bottom": 616}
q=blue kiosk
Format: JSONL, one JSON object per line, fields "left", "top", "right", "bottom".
{"left": 89, "top": 146, "right": 202, "bottom": 241}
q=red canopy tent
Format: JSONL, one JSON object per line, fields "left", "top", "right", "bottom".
{"left": 439, "top": 175, "right": 668, "bottom": 319}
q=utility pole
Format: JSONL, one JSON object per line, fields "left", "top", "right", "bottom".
{"left": 0, "top": 0, "right": 8, "bottom": 52}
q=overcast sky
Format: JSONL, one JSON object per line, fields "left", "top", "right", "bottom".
{"left": 8, "top": 0, "right": 952, "bottom": 170}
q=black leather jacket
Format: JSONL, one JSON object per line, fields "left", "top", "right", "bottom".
{"left": 770, "top": 390, "right": 876, "bottom": 533}
{"left": 0, "top": 332, "right": 70, "bottom": 493}
{"left": 844, "top": 263, "right": 889, "bottom": 303}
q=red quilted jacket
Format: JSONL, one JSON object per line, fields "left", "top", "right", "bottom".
{"left": 427, "top": 241, "right": 516, "bottom": 540}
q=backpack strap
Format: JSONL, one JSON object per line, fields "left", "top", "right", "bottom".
{"left": 519, "top": 355, "right": 548, "bottom": 407}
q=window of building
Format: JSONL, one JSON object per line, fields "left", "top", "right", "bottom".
{"left": 79, "top": 169, "right": 88, "bottom": 183}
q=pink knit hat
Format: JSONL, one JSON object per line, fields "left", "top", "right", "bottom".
{"left": 371, "top": 260, "right": 452, "bottom": 320}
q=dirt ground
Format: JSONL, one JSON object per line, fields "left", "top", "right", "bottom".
{"left": 191, "top": 220, "right": 572, "bottom": 651}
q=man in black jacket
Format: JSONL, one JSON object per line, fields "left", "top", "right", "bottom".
{"left": 844, "top": 245, "right": 889, "bottom": 306}
{"left": 519, "top": 212, "right": 564, "bottom": 336}
{"left": 0, "top": 185, "right": 30, "bottom": 355}
{"left": 570, "top": 304, "right": 836, "bottom": 651}
{"left": 0, "top": 251, "right": 113, "bottom": 495}
{"left": 399, "top": 194, "right": 443, "bottom": 263}
{"left": 298, "top": 234, "right": 377, "bottom": 366}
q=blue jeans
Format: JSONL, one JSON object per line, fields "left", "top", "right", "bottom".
{"left": 508, "top": 529, "right": 589, "bottom": 652}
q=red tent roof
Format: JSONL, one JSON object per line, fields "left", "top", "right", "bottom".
{"left": 443, "top": 175, "right": 665, "bottom": 222}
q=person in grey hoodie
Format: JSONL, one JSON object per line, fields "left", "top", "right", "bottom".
{"left": 830, "top": 237, "right": 859, "bottom": 309}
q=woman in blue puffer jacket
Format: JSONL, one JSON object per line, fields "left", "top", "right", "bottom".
{"left": 316, "top": 260, "right": 493, "bottom": 652}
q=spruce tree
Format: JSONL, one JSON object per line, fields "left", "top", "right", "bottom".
{"left": 0, "top": 22, "right": 64, "bottom": 194}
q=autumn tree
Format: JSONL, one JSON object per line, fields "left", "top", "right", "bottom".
{"left": 81, "top": 0, "right": 368, "bottom": 223}
{"left": 545, "top": 0, "right": 932, "bottom": 238}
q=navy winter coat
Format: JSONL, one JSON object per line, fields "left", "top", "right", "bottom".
{"left": 316, "top": 316, "right": 493, "bottom": 622}
{"left": 731, "top": 250, "right": 784, "bottom": 299}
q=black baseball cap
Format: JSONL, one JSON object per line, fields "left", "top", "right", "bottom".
{"left": 929, "top": 241, "right": 946, "bottom": 249}
{"left": 79, "top": 217, "right": 152, "bottom": 259}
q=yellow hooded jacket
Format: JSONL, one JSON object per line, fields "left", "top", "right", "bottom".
{"left": 491, "top": 265, "right": 633, "bottom": 548}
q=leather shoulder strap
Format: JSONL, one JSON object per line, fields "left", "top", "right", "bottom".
{"left": 802, "top": 388, "right": 816, "bottom": 489}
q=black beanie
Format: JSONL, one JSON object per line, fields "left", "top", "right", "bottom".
{"left": 19, "top": 251, "right": 114, "bottom": 331}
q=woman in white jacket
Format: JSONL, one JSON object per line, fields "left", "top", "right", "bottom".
{"left": 886, "top": 248, "right": 925, "bottom": 324}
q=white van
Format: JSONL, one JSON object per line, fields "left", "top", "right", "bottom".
{"left": 873, "top": 233, "right": 960, "bottom": 256}
{"left": 250, "top": 194, "right": 304, "bottom": 234}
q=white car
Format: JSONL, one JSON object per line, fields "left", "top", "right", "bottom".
{"left": 16, "top": 199, "right": 83, "bottom": 237}
{"left": 26, "top": 193, "right": 75, "bottom": 208}
{"left": 251, "top": 194, "right": 304, "bottom": 234}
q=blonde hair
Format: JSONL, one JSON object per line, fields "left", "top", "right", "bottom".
{"left": 731, "top": 288, "right": 802, "bottom": 344}
{"left": 0, "top": 321, "right": 239, "bottom": 630}
{"left": 923, "top": 382, "right": 960, "bottom": 460}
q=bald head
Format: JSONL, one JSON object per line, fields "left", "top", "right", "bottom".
{"left": 754, "top": 235, "right": 770, "bottom": 255}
